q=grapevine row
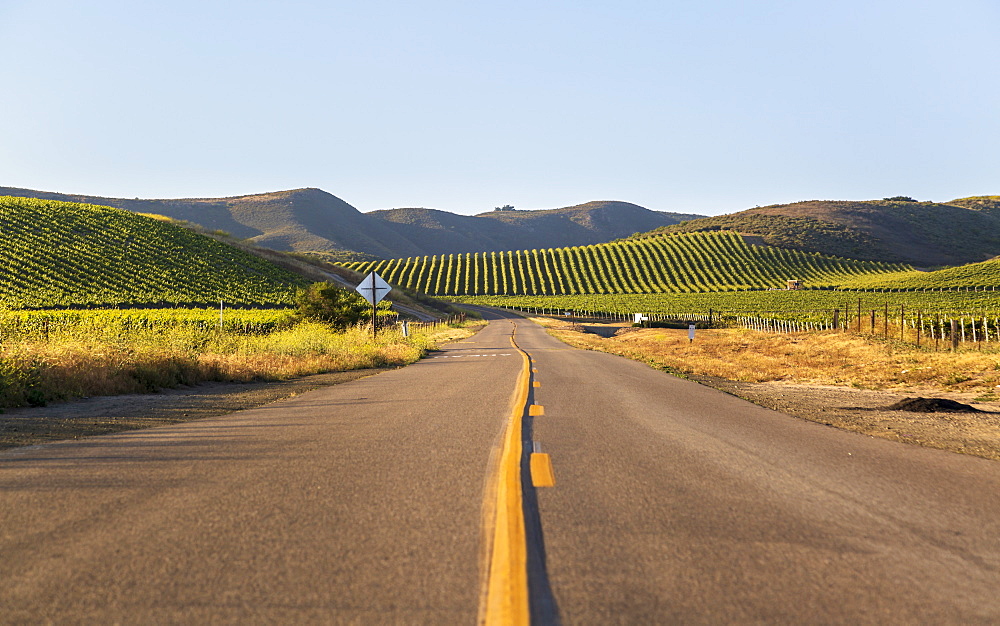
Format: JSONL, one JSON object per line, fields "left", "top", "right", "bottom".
{"left": 343, "top": 231, "right": 909, "bottom": 296}
{"left": 0, "top": 196, "right": 307, "bottom": 308}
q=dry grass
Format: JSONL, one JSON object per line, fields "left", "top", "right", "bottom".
{"left": 531, "top": 318, "right": 1000, "bottom": 462}
{"left": 0, "top": 321, "right": 484, "bottom": 409}
{"left": 533, "top": 319, "right": 1000, "bottom": 396}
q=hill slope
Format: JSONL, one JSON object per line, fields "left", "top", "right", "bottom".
{"left": 0, "top": 196, "right": 307, "bottom": 308}
{"left": 342, "top": 231, "right": 909, "bottom": 296}
{"left": 0, "top": 187, "right": 420, "bottom": 261}
{"left": 368, "top": 201, "right": 700, "bottom": 254}
{"left": 0, "top": 187, "right": 699, "bottom": 260}
{"left": 632, "top": 198, "right": 1000, "bottom": 267}
{"left": 841, "top": 257, "right": 1000, "bottom": 291}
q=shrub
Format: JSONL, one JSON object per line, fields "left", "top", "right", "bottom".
{"left": 295, "top": 282, "right": 371, "bottom": 330}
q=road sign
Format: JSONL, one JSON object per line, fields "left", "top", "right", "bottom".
{"left": 356, "top": 272, "right": 391, "bottom": 305}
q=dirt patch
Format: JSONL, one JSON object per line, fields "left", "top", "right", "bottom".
{"left": 693, "top": 375, "right": 1000, "bottom": 461}
{"left": 880, "top": 397, "right": 984, "bottom": 413}
{"left": 581, "top": 324, "right": 626, "bottom": 338}
{"left": 0, "top": 368, "right": 392, "bottom": 451}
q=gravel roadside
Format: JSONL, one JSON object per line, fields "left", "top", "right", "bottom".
{"left": 0, "top": 368, "right": 393, "bottom": 451}
{"left": 692, "top": 375, "right": 1000, "bottom": 461}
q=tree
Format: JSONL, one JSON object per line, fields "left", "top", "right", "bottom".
{"left": 295, "top": 282, "right": 370, "bottom": 330}
{"left": 494, "top": 204, "right": 515, "bottom": 211}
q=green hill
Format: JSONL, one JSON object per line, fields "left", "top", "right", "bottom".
{"left": 946, "top": 196, "right": 1000, "bottom": 216}
{"left": 840, "top": 257, "right": 1000, "bottom": 291}
{"left": 632, "top": 198, "right": 1000, "bottom": 267}
{"left": 0, "top": 196, "right": 307, "bottom": 308}
{"left": 342, "top": 231, "right": 909, "bottom": 296}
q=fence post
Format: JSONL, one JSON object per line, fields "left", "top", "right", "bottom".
{"left": 951, "top": 319, "right": 959, "bottom": 352}
{"left": 832, "top": 308, "right": 839, "bottom": 330}
{"left": 935, "top": 314, "right": 940, "bottom": 351}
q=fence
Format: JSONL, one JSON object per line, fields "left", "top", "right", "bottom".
{"left": 495, "top": 303, "right": 1000, "bottom": 351}
{"left": 735, "top": 306, "right": 1000, "bottom": 351}
{"left": 399, "top": 313, "right": 468, "bottom": 333}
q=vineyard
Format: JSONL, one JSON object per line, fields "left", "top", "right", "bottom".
{"left": 840, "top": 257, "right": 1000, "bottom": 291}
{"left": 458, "top": 290, "right": 1000, "bottom": 351}
{"left": 0, "top": 308, "right": 298, "bottom": 342}
{"left": 452, "top": 290, "right": 1000, "bottom": 322}
{"left": 342, "top": 231, "right": 908, "bottom": 296}
{"left": 0, "top": 196, "right": 307, "bottom": 308}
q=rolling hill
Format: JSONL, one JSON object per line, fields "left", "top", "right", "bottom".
{"left": 632, "top": 197, "right": 1000, "bottom": 268}
{"left": 840, "top": 257, "right": 1000, "bottom": 291}
{"left": 342, "top": 231, "right": 909, "bottom": 296}
{"left": 0, "top": 187, "right": 700, "bottom": 261}
{"left": 0, "top": 196, "right": 307, "bottom": 308}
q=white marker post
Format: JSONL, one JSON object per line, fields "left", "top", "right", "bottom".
{"left": 688, "top": 322, "right": 696, "bottom": 343}
{"left": 355, "top": 271, "right": 392, "bottom": 337}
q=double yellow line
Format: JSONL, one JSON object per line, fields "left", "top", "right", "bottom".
{"left": 481, "top": 324, "right": 540, "bottom": 624}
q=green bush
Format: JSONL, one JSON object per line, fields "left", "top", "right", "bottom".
{"left": 295, "top": 282, "right": 371, "bottom": 330}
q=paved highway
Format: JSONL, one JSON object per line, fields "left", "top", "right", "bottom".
{"left": 0, "top": 316, "right": 523, "bottom": 623}
{"left": 513, "top": 315, "right": 1000, "bottom": 623}
{"left": 2, "top": 310, "right": 1000, "bottom": 623}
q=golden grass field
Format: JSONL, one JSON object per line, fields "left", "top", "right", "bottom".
{"left": 0, "top": 320, "right": 484, "bottom": 409}
{"left": 533, "top": 317, "right": 1000, "bottom": 461}
{"left": 534, "top": 318, "right": 1000, "bottom": 397}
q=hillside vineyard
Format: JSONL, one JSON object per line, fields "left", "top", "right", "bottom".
{"left": 344, "top": 232, "right": 908, "bottom": 296}
{"left": 0, "top": 196, "right": 305, "bottom": 308}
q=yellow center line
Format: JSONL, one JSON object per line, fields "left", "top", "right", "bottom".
{"left": 481, "top": 325, "right": 532, "bottom": 625}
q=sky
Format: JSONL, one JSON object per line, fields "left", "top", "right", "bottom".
{"left": 1, "top": 0, "right": 998, "bottom": 217}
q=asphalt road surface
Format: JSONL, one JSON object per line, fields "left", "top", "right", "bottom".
{"left": 0, "top": 316, "right": 523, "bottom": 623}
{"left": 3, "top": 310, "right": 1000, "bottom": 623}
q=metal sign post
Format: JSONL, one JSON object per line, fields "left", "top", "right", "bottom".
{"left": 355, "top": 272, "right": 392, "bottom": 337}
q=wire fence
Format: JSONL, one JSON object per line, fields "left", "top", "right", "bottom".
{"left": 494, "top": 304, "right": 1000, "bottom": 351}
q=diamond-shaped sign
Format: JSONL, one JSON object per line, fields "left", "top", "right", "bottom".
{"left": 356, "top": 271, "right": 392, "bottom": 305}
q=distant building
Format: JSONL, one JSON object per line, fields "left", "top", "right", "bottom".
{"left": 786, "top": 280, "right": 802, "bottom": 290}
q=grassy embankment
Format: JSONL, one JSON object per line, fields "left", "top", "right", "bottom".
{"left": 532, "top": 317, "right": 1000, "bottom": 398}
{"left": 0, "top": 309, "right": 482, "bottom": 410}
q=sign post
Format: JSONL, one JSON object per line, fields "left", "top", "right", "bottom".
{"left": 688, "top": 322, "right": 696, "bottom": 343}
{"left": 355, "top": 271, "right": 392, "bottom": 337}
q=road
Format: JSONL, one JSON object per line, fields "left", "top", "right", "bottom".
{"left": 0, "top": 316, "right": 522, "bottom": 623}
{"left": 512, "top": 314, "right": 1000, "bottom": 623}
{"left": 2, "top": 310, "right": 1000, "bottom": 623}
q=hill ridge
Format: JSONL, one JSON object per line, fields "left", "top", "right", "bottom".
{"left": 0, "top": 186, "right": 700, "bottom": 260}
{"left": 630, "top": 198, "right": 1000, "bottom": 267}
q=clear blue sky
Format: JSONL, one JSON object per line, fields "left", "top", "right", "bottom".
{"left": 2, "top": 0, "right": 998, "bottom": 216}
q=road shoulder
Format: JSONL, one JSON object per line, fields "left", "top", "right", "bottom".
{"left": 0, "top": 368, "right": 393, "bottom": 451}
{"left": 530, "top": 316, "right": 1000, "bottom": 462}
